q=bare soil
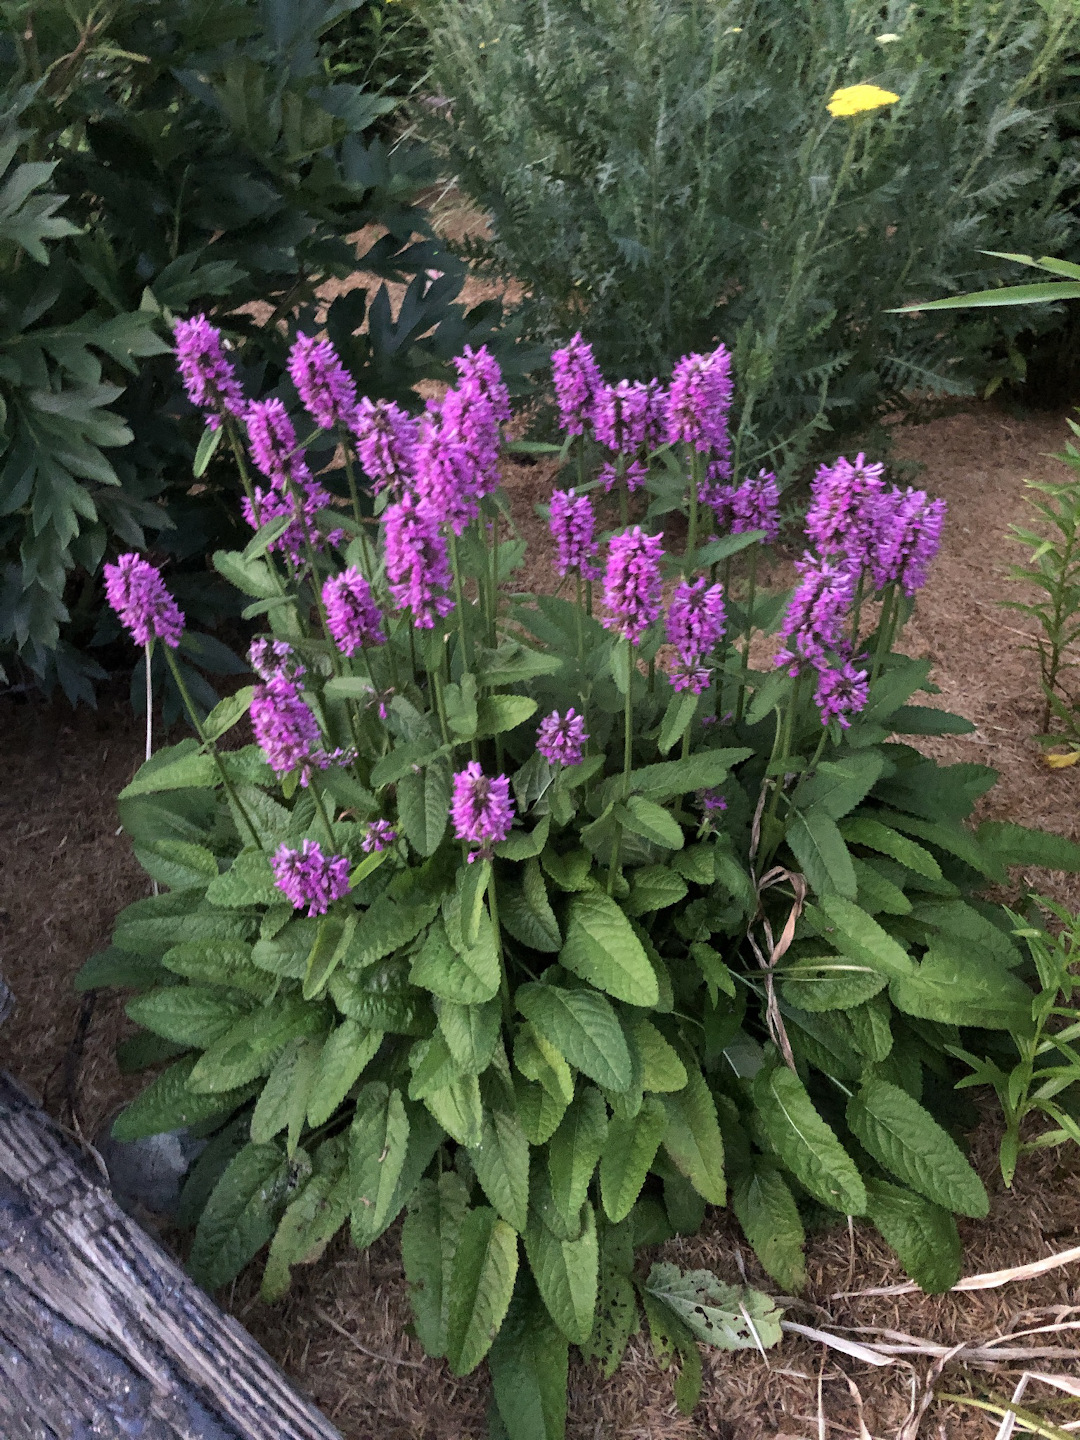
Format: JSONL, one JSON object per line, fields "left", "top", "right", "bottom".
{"left": 3, "top": 400, "right": 1080, "bottom": 1438}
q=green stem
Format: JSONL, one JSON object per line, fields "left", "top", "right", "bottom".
{"left": 487, "top": 867, "right": 511, "bottom": 1022}
{"left": 871, "top": 586, "right": 896, "bottom": 683}
{"left": 164, "top": 649, "right": 262, "bottom": 850}
{"left": 760, "top": 672, "right": 803, "bottom": 861}
{"left": 850, "top": 572, "right": 865, "bottom": 650}
{"left": 429, "top": 660, "right": 450, "bottom": 746}
{"left": 310, "top": 780, "right": 339, "bottom": 851}
{"left": 449, "top": 528, "right": 472, "bottom": 673}
{"left": 735, "top": 547, "right": 759, "bottom": 723}
{"left": 490, "top": 510, "right": 500, "bottom": 647}
{"left": 685, "top": 449, "right": 701, "bottom": 577}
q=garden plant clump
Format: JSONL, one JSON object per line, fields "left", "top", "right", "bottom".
{"left": 82, "top": 322, "right": 1080, "bottom": 1434}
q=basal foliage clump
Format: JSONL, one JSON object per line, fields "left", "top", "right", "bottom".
{"left": 421, "top": 0, "right": 1079, "bottom": 471}
{"left": 82, "top": 325, "right": 1080, "bottom": 1434}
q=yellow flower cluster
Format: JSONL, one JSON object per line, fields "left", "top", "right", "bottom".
{"left": 826, "top": 84, "right": 900, "bottom": 117}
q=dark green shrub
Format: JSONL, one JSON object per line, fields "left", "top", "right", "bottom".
{"left": 0, "top": 0, "right": 528, "bottom": 700}
{"left": 421, "top": 0, "right": 1079, "bottom": 468}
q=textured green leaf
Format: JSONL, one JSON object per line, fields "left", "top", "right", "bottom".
{"left": 112, "top": 1054, "right": 256, "bottom": 1141}
{"left": 488, "top": 1281, "right": 569, "bottom": 1440}
{"left": 839, "top": 817, "right": 942, "bottom": 880}
{"left": 348, "top": 889, "right": 441, "bottom": 970}
{"left": 328, "top": 957, "right": 431, "bottom": 1035}
{"left": 640, "top": 1289, "right": 702, "bottom": 1414}
{"left": 976, "top": 820, "right": 1080, "bottom": 872}
{"left": 514, "top": 1074, "right": 568, "bottom": 1145}
{"left": 514, "top": 1024, "right": 575, "bottom": 1105}
{"left": 847, "top": 1079, "right": 987, "bottom": 1218}
{"left": 779, "top": 958, "right": 887, "bottom": 1012}
{"left": 786, "top": 809, "right": 857, "bottom": 898}
{"left": 125, "top": 986, "right": 251, "bottom": 1047}
{"left": 468, "top": 1105, "right": 531, "bottom": 1232}
{"left": 661, "top": 1067, "right": 725, "bottom": 1205}
{"left": 402, "top": 1171, "right": 470, "bottom": 1358}
{"left": 458, "top": 859, "right": 489, "bottom": 948}
{"left": 133, "top": 839, "right": 218, "bottom": 891}
{"left": 188, "top": 999, "right": 326, "bottom": 1094}
{"left": 754, "top": 1063, "right": 866, "bottom": 1214}
{"left": 559, "top": 892, "right": 659, "bottom": 1006}
{"left": 495, "top": 815, "right": 551, "bottom": 861}
{"left": 525, "top": 1201, "right": 598, "bottom": 1345}
{"left": 548, "top": 1087, "right": 608, "bottom": 1227}
{"left": 261, "top": 1168, "right": 348, "bottom": 1302}
{"left": 671, "top": 844, "right": 715, "bottom": 885}
{"left": 370, "top": 736, "right": 443, "bottom": 788}
{"left": 397, "top": 755, "right": 451, "bottom": 855}
{"left": 628, "top": 1017, "right": 687, "bottom": 1092}
{"left": 188, "top": 1141, "right": 289, "bottom": 1290}
{"left": 161, "top": 940, "right": 273, "bottom": 999}
{"left": 889, "top": 938, "right": 1034, "bottom": 1032}
{"left": 580, "top": 1222, "right": 639, "bottom": 1377}
{"left": 865, "top": 1177, "right": 963, "bottom": 1294}
{"left": 643, "top": 1262, "right": 782, "bottom": 1350}
{"left": 445, "top": 1208, "right": 519, "bottom": 1375}
{"left": 303, "top": 913, "right": 356, "bottom": 1000}
{"left": 793, "top": 753, "right": 884, "bottom": 820}
{"left": 909, "top": 899, "right": 1022, "bottom": 968}
{"left": 817, "top": 893, "right": 916, "bottom": 981}
{"left": 250, "top": 1034, "right": 321, "bottom": 1153}
{"left": 600, "top": 1095, "right": 667, "bottom": 1223}
{"left": 516, "top": 984, "right": 632, "bottom": 1093}
{"left": 621, "top": 749, "right": 753, "bottom": 800}
{"left": 731, "top": 1162, "right": 806, "bottom": 1293}
{"left": 202, "top": 687, "right": 254, "bottom": 743}
{"left": 658, "top": 691, "right": 699, "bottom": 755}
{"left": 410, "top": 916, "right": 501, "bottom": 1004}
{"left": 423, "top": 1072, "right": 484, "bottom": 1147}
{"left": 120, "top": 749, "right": 218, "bottom": 797}
{"left": 624, "top": 866, "right": 688, "bottom": 917}
{"left": 616, "top": 795, "right": 685, "bottom": 851}
{"left": 438, "top": 997, "right": 500, "bottom": 1073}
{"left": 306, "top": 1020, "right": 383, "bottom": 1128}
{"left": 349, "top": 1082, "right": 411, "bottom": 1245}
{"left": 476, "top": 695, "right": 538, "bottom": 737}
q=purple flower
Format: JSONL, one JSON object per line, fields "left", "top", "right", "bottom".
{"left": 805, "top": 453, "right": 886, "bottom": 567}
{"left": 350, "top": 397, "right": 419, "bottom": 497}
{"left": 643, "top": 380, "right": 668, "bottom": 452}
{"left": 868, "top": 489, "right": 947, "bottom": 596}
{"left": 441, "top": 349, "right": 507, "bottom": 497}
{"left": 414, "top": 402, "right": 485, "bottom": 536}
{"left": 549, "top": 488, "right": 600, "bottom": 578}
{"left": 665, "top": 346, "right": 733, "bottom": 468}
{"left": 271, "top": 840, "right": 350, "bottom": 917}
{"left": 599, "top": 458, "right": 648, "bottom": 494}
{"left": 815, "top": 660, "right": 870, "bottom": 729}
{"left": 362, "top": 819, "right": 397, "bottom": 853}
{"left": 593, "top": 380, "right": 651, "bottom": 455}
{"left": 775, "top": 554, "right": 856, "bottom": 675}
{"left": 452, "top": 344, "right": 511, "bottom": 429}
{"left": 382, "top": 493, "right": 455, "bottom": 628}
{"left": 666, "top": 577, "right": 726, "bottom": 693}
{"left": 323, "top": 567, "right": 386, "bottom": 655}
{"left": 103, "top": 553, "right": 185, "bottom": 649}
{"left": 173, "top": 315, "right": 246, "bottom": 429}
{"left": 536, "top": 708, "right": 589, "bottom": 766}
{"left": 451, "top": 762, "right": 515, "bottom": 859}
{"left": 697, "top": 789, "right": 728, "bottom": 813}
{"left": 732, "top": 470, "right": 781, "bottom": 541}
{"left": 288, "top": 333, "right": 358, "bottom": 432}
{"left": 245, "top": 399, "right": 311, "bottom": 488}
{"left": 552, "top": 333, "right": 603, "bottom": 437}
{"left": 251, "top": 674, "right": 324, "bottom": 779}
{"left": 249, "top": 637, "right": 304, "bottom": 681}
{"left": 602, "top": 527, "right": 665, "bottom": 644}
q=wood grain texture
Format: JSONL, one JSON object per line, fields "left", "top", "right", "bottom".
{"left": 0, "top": 1070, "right": 342, "bottom": 1440}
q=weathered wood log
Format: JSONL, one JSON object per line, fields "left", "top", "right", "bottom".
{"left": 0, "top": 1070, "right": 342, "bottom": 1440}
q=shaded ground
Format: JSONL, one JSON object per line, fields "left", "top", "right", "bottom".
{"left": 3, "top": 400, "right": 1080, "bottom": 1438}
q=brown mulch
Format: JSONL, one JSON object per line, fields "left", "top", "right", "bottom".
{"left": 4, "top": 399, "right": 1080, "bottom": 1438}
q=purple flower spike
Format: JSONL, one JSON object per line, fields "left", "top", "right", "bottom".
{"left": 173, "top": 315, "right": 246, "bottom": 429}
{"left": 271, "top": 840, "right": 350, "bottom": 917}
{"left": 666, "top": 577, "right": 726, "bottom": 692}
{"left": 602, "top": 526, "right": 665, "bottom": 645}
{"left": 805, "top": 453, "right": 886, "bottom": 566}
{"left": 593, "top": 379, "right": 651, "bottom": 456}
{"left": 869, "top": 489, "right": 947, "bottom": 596}
{"left": 732, "top": 470, "right": 781, "bottom": 541}
{"left": 362, "top": 819, "right": 397, "bottom": 853}
{"left": 453, "top": 345, "right": 511, "bottom": 427}
{"left": 383, "top": 493, "right": 455, "bottom": 628}
{"left": 350, "top": 397, "right": 419, "bottom": 497}
{"left": 323, "top": 567, "right": 386, "bottom": 656}
{"left": 549, "top": 488, "right": 600, "bottom": 578}
{"left": 245, "top": 398, "right": 311, "bottom": 488}
{"left": 103, "top": 553, "right": 185, "bottom": 649}
{"left": 252, "top": 674, "right": 322, "bottom": 777}
{"left": 414, "top": 403, "right": 485, "bottom": 536}
{"left": 815, "top": 660, "right": 870, "bottom": 729}
{"left": 775, "top": 554, "right": 856, "bottom": 675}
{"left": 288, "top": 334, "right": 358, "bottom": 432}
{"left": 249, "top": 637, "right": 304, "bottom": 681}
{"left": 451, "top": 762, "right": 515, "bottom": 859}
{"left": 665, "top": 345, "right": 733, "bottom": 464}
{"left": 536, "top": 708, "right": 589, "bottom": 766}
{"left": 552, "top": 333, "right": 603, "bottom": 437}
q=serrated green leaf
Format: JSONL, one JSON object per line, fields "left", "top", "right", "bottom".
{"left": 839, "top": 817, "right": 942, "bottom": 880}
{"left": 779, "top": 958, "right": 887, "bottom": 1012}
{"left": 600, "top": 1095, "right": 667, "bottom": 1222}
{"left": 786, "top": 809, "right": 857, "bottom": 898}
{"left": 133, "top": 839, "right": 218, "bottom": 891}
{"left": 402, "top": 1171, "right": 470, "bottom": 1358}
{"left": 120, "top": 749, "right": 218, "bottom": 797}
{"left": 370, "top": 736, "right": 443, "bottom": 789}
{"left": 793, "top": 753, "right": 884, "bottom": 821}
{"left": 889, "top": 938, "right": 1034, "bottom": 1032}
{"left": 671, "top": 844, "right": 715, "bottom": 885}
{"left": 864, "top": 1177, "right": 962, "bottom": 1294}
{"left": 112, "top": 1054, "right": 256, "bottom": 1141}
{"left": 640, "top": 1288, "right": 702, "bottom": 1412}
{"left": 307, "top": 1020, "right": 383, "bottom": 1128}
{"left": 328, "top": 957, "right": 431, "bottom": 1035}
{"left": 469, "top": 1105, "right": 531, "bottom": 1232}
{"left": 817, "top": 893, "right": 916, "bottom": 981}
{"left": 397, "top": 755, "right": 451, "bottom": 855}
{"left": 661, "top": 1066, "right": 726, "bottom": 1205}
{"left": 731, "top": 1161, "right": 806, "bottom": 1292}
{"left": 160, "top": 940, "right": 272, "bottom": 999}
{"left": 349, "top": 1082, "right": 410, "bottom": 1245}
{"left": 514, "top": 1024, "right": 575, "bottom": 1105}
{"left": 188, "top": 1141, "right": 290, "bottom": 1290}
{"left": 410, "top": 915, "right": 500, "bottom": 1004}
{"left": 303, "top": 912, "right": 356, "bottom": 1001}
{"left": 620, "top": 749, "right": 753, "bottom": 801}
{"left": 206, "top": 848, "right": 281, "bottom": 909}
{"left": 976, "top": 820, "right": 1080, "bottom": 872}
{"left": 423, "top": 1072, "right": 484, "bottom": 1147}
{"left": 445, "top": 1208, "right": 519, "bottom": 1375}
{"left": 438, "top": 998, "right": 500, "bottom": 1074}
{"left": 250, "top": 1035, "right": 320, "bottom": 1155}
{"left": 262, "top": 1170, "right": 347, "bottom": 1303}
{"left": 753, "top": 1063, "right": 866, "bottom": 1214}
{"left": 476, "top": 695, "right": 538, "bottom": 737}
{"left": 658, "top": 691, "right": 698, "bottom": 755}
{"left": 624, "top": 865, "right": 688, "bottom": 917}
{"left": 517, "top": 984, "right": 632, "bottom": 1093}
{"left": 488, "top": 1281, "right": 569, "bottom": 1440}
{"left": 847, "top": 1079, "right": 987, "bottom": 1218}
{"left": 348, "top": 889, "right": 441, "bottom": 972}
{"left": 514, "top": 1074, "right": 568, "bottom": 1145}
{"left": 125, "top": 986, "right": 251, "bottom": 1047}
{"left": 559, "top": 891, "right": 659, "bottom": 1006}
{"left": 187, "top": 998, "right": 326, "bottom": 1094}
{"left": 495, "top": 815, "right": 551, "bottom": 861}
{"left": 202, "top": 687, "right": 254, "bottom": 743}
{"left": 525, "top": 1201, "right": 598, "bottom": 1345}
{"left": 628, "top": 1016, "right": 687, "bottom": 1092}
{"left": 580, "top": 1224, "right": 639, "bottom": 1377}
{"left": 548, "top": 1087, "right": 608, "bottom": 1228}
{"left": 616, "top": 795, "right": 685, "bottom": 851}
{"left": 458, "top": 859, "right": 489, "bottom": 947}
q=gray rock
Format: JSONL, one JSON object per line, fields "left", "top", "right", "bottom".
{"left": 94, "top": 1122, "right": 206, "bottom": 1220}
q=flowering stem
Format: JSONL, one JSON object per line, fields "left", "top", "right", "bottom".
{"left": 285, "top": 476, "right": 341, "bottom": 674}
{"left": 761, "top": 672, "right": 803, "bottom": 859}
{"left": 310, "top": 779, "right": 339, "bottom": 852}
{"left": 448, "top": 528, "right": 472, "bottom": 672}
{"left": 808, "top": 726, "right": 829, "bottom": 772}
{"left": 342, "top": 442, "right": 378, "bottom": 581}
{"left": 163, "top": 648, "right": 261, "bottom": 850}
{"left": 428, "top": 661, "right": 451, "bottom": 746}
{"left": 735, "top": 547, "right": 760, "bottom": 724}
{"left": 487, "top": 870, "right": 511, "bottom": 1021}
{"left": 618, "top": 455, "right": 629, "bottom": 529}
{"left": 575, "top": 571, "right": 585, "bottom": 668}
{"left": 145, "top": 643, "right": 159, "bottom": 896}
{"left": 850, "top": 572, "right": 865, "bottom": 649}
{"left": 489, "top": 511, "right": 500, "bottom": 647}
{"left": 685, "top": 449, "right": 701, "bottom": 577}
{"left": 871, "top": 586, "right": 896, "bottom": 684}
